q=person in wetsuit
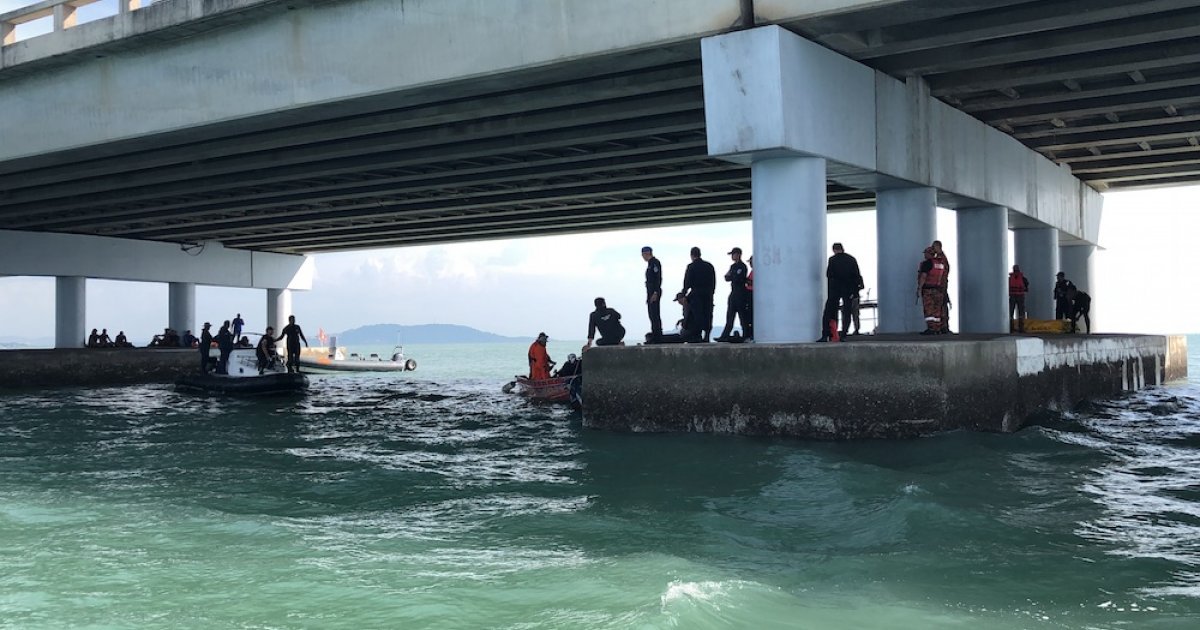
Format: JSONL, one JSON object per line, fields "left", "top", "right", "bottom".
{"left": 198, "top": 322, "right": 213, "bottom": 373}
{"left": 215, "top": 320, "right": 234, "bottom": 374}
{"left": 586, "top": 297, "right": 625, "bottom": 348}
{"left": 682, "top": 246, "right": 716, "bottom": 342}
{"left": 276, "top": 315, "right": 309, "bottom": 373}
{"left": 642, "top": 246, "right": 663, "bottom": 342}
{"left": 1054, "top": 272, "right": 1076, "bottom": 320}
{"left": 256, "top": 326, "right": 277, "bottom": 374}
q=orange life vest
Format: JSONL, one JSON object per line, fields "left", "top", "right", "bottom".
{"left": 1008, "top": 272, "right": 1027, "bottom": 296}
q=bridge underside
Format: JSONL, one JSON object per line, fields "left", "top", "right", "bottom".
{"left": 0, "top": 0, "right": 1197, "bottom": 254}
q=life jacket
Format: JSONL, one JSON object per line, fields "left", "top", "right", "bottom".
{"left": 924, "top": 259, "right": 948, "bottom": 287}
{"left": 1008, "top": 272, "right": 1026, "bottom": 296}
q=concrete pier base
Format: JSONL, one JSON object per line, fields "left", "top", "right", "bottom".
{"left": 0, "top": 349, "right": 196, "bottom": 389}
{"left": 584, "top": 334, "right": 1188, "bottom": 439}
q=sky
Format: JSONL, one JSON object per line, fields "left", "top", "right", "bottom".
{"left": 2, "top": 0, "right": 1198, "bottom": 344}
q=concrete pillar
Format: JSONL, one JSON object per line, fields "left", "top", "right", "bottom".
{"left": 168, "top": 282, "right": 195, "bottom": 338}
{"left": 55, "top": 276, "right": 86, "bottom": 349}
{"left": 267, "top": 288, "right": 292, "bottom": 335}
{"left": 875, "top": 187, "right": 937, "bottom": 333}
{"left": 1060, "top": 244, "right": 1095, "bottom": 327}
{"left": 1013, "top": 227, "right": 1060, "bottom": 319}
{"left": 751, "top": 156, "right": 826, "bottom": 343}
{"left": 955, "top": 206, "right": 1008, "bottom": 333}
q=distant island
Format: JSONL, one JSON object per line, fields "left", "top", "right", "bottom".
{"left": 334, "top": 324, "right": 527, "bottom": 345}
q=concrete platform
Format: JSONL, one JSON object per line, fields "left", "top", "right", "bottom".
{"left": 0, "top": 348, "right": 196, "bottom": 389}
{"left": 583, "top": 334, "right": 1189, "bottom": 439}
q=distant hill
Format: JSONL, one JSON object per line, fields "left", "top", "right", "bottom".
{"left": 334, "top": 324, "right": 526, "bottom": 345}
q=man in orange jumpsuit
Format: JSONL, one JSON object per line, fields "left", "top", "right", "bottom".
{"left": 528, "top": 332, "right": 554, "bottom": 380}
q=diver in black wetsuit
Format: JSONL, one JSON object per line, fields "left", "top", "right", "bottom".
{"left": 586, "top": 297, "right": 626, "bottom": 348}
{"left": 276, "top": 315, "right": 309, "bottom": 373}
{"left": 682, "top": 247, "right": 716, "bottom": 342}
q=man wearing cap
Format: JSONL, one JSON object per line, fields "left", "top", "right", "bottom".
{"left": 682, "top": 246, "right": 717, "bottom": 342}
{"left": 586, "top": 297, "right": 626, "bottom": 349}
{"left": 717, "top": 247, "right": 750, "bottom": 341}
{"left": 198, "top": 322, "right": 213, "bottom": 373}
{"left": 528, "top": 332, "right": 553, "bottom": 380}
{"left": 641, "top": 246, "right": 663, "bottom": 342}
{"left": 1053, "top": 271, "right": 1076, "bottom": 320}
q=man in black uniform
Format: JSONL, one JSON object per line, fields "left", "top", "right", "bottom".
{"left": 820, "top": 242, "right": 862, "bottom": 341}
{"left": 641, "top": 246, "right": 663, "bottom": 342}
{"left": 1068, "top": 287, "right": 1092, "bottom": 334}
{"left": 585, "top": 297, "right": 626, "bottom": 348}
{"left": 682, "top": 246, "right": 717, "bottom": 342}
{"left": 276, "top": 315, "right": 309, "bottom": 373}
{"left": 198, "top": 322, "right": 213, "bottom": 373}
{"left": 215, "top": 320, "right": 234, "bottom": 374}
{"left": 717, "top": 247, "right": 750, "bottom": 341}
{"left": 1054, "top": 272, "right": 1076, "bottom": 320}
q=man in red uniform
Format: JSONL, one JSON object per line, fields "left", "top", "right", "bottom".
{"left": 917, "top": 247, "right": 949, "bottom": 334}
{"left": 528, "top": 332, "right": 554, "bottom": 380}
{"left": 1008, "top": 264, "right": 1029, "bottom": 333}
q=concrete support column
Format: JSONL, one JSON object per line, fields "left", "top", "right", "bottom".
{"left": 54, "top": 276, "right": 86, "bottom": 349}
{"left": 168, "top": 282, "right": 195, "bottom": 338}
{"left": 1060, "top": 244, "right": 1096, "bottom": 327}
{"left": 267, "top": 288, "right": 292, "bottom": 335}
{"left": 875, "top": 187, "right": 937, "bottom": 333}
{"left": 955, "top": 206, "right": 1008, "bottom": 333}
{"left": 1014, "top": 228, "right": 1060, "bottom": 319}
{"left": 751, "top": 156, "right": 827, "bottom": 343}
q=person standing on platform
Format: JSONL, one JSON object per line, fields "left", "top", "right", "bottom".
{"left": 847, "top": 278, "right": 864, "bottom": 336}
{"left": 1008, "top": 265, "right": 1029, "bottom": 333}
{"left": 744, "top": 255, "right": 754, "bottom": 341}
{"left": 528, "top": 332, "right": 553, "bottom": 380}
{"left": 717, "top": 247, "right": 750, "bottom": 341}
{"left": 1068, "top": 287, "right": 1092, "bottom": 334}
{"left": 931, "top": 240, "right": 952, "bottom": 333}
{"left": 641, "top": 246, "right": 663, "bottom": 342}
{"left": 917, "top": 247, "right": 948, "bottom": 335}
{"left": 215, "top": 320, "right": 235, "bottom": 374}
{"left": 682, "top": 247, "right": 716, "bottom": 342}
{"left": 586, "top": 297, "right": 626, "bottom": 348}
{"left": 198, "top": 322, "right": 213, "bottom": 373}
{"left": 276, "top": 315, "right": 309, "bottom": 373}
{"left": 232, "top": 313, "right": 245, "bottom": 340}
{"left": 1054, "top": 272, "right": 1076, "bottom": 320}
{"left": 819, "top": 243, "right": 861, "bottom": 341}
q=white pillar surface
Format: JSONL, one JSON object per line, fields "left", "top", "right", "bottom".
{"left": 168, "top": 282, "right": 195, "bottom": 338}
{"left": 751, "top": 156, "right": 827, "bottom": 343}
{"left": 1060, "top": 244, "right": 1096, "bottom": 327}
{"left": 267, "top": 288, "right": 292, "bottom": 335}
{"left": 55, "top": 276, "right": 86, "bottom": 349}
{"left": 955, "top": 206, "right": 1008, "bottom": 334}
{"left": 1014, "top": 227, "right": 1060, "bottom": 320}
{"left": 875, "top": 187, "right": 937, "bottom": 333}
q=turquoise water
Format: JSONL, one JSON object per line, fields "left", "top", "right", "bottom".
{"left": 2, "top": 340, "right": 1200, "bottom": 628}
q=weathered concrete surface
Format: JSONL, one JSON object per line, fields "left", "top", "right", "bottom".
{"left": 0, "top": 348, "right": 196, "bottom": 389}
{"left": 583, "top": 334, "right": 1188, "bottom": 439}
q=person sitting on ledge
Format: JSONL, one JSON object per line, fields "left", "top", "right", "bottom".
{"left": 98, "top": 329, "right": 112, "bottom": 347}
{"left": 585, "top": 297, "right": 625, "bottom": 349}
{"left": 86, "top": 329, "right": 100, "bottom": 348}
{"left": 114, "top": 331, "right": 132, "bottom": 348}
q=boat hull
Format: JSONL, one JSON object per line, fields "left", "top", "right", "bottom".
{"left": 298, "top": 357, "right": 415, "bottom": 373}
{"left": 175, "top": 372, "right": 308, "bottom": 395}
{"left": 512, "top": 375, "right": 580, "bottom": 405}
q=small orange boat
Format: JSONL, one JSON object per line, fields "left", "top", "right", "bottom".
{"left": 504, "top": 375, "right": 581, "bottom": 407}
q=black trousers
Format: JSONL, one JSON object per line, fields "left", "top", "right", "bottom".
{"left": 720, "top": 292, "right": 750, "bottom": 339}
{"left": 821, "top": 292, "right": 852, "bottom": 338}
{"left": 647, "top": 293, "right": 662, "bottom": 337}
{"left": 694, "top": 294, "right": 715, "bottom": 340}
{"left": 1055, "top": 299, "right": 1071, "bottom": 320}
{"left": 1009, "top": 295, "right": 1027, "bottom": 331}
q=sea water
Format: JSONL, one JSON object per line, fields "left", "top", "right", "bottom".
{"left": 2, "top": 339, "right": 1200, "bottom": 629}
